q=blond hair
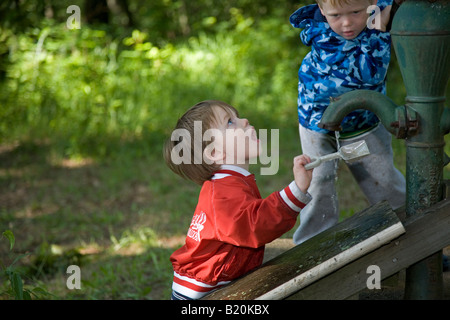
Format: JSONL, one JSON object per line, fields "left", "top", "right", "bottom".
{"left": 163, "top": 100, "right": 238, "bottom": 185}
{"left": 316, "top": 0, "right": 364, "bottom": 8}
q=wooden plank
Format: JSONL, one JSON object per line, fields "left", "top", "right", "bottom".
{"left": 445, "top": 179, "right": 450, "bottom": 198}
{"left": 203, "top": 201, "right": 405, "bottom": 300}
{"left": 287, "top": 198, "right": 450, "bottom": 300}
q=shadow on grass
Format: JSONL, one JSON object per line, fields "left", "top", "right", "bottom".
{"left": 0, "top": 138, "right": 194, "bottom": 299}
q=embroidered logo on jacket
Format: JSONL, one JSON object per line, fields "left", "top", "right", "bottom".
{"left": 187, "top": 211, "right": 206, "bottom": 242}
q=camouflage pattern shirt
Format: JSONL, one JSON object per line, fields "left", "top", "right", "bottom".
{"left": 290, "top": 2, "right": 392, "bottom": 134}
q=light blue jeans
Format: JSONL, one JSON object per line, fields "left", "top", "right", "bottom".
{"left": 293, "top": 123, "right": 406, "bottom": 245}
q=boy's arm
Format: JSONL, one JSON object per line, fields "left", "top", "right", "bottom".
{"left": 386, "top": 0, "right": 404, "bottom": 31}
{"left": 377, "top": 5, "right": 392, "bottom": 32}
{"left": 212, "top": 179, "right": 311, "bottom": 249}
{"left": 293, "top": 155, "right": 313, "bottom": 194}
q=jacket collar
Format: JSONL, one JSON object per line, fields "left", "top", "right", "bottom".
{"left": 211, "top": 165, "right": 252, "bottom": 180}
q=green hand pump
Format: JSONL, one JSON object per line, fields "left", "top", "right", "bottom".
{"left": 319, "top": 0, "right": 450, "bottom": 299}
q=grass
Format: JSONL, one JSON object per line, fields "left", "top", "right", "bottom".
{"left": 0, "top": 10, "right": 449, "bottom": 299}
{"left": 0, "top": 138, "right": 188, "bottom": 299}
{"left": 1, "top": 126, "right": 449, "bottom": 299}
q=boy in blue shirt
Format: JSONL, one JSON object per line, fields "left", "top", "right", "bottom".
{"left": 290, "top": 0, "right": 406, "bottom": 244}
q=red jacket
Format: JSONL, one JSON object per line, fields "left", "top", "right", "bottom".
{"left": 170, "top": 165, "right": 311, "bottom": 299}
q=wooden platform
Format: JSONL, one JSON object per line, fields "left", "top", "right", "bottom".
{"left": 288, "top": 198, "right": 450, "bottom": 300}
{"left": 203, "top": 201, "right": 406, "bottom": 300}
{"left": 203, "top": 198, "right": 450, "bottom": 300}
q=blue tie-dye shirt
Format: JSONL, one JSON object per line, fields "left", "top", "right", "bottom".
{"left": 290, "top": 1, "right": 392, "bottom": 133}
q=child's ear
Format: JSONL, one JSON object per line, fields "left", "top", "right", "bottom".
{"left": 203, "top": 144, "right": 225, "bottom": 164}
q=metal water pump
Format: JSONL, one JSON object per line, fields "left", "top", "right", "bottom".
{"left": 319, "top": 0, "right": 450, "bottom": 299}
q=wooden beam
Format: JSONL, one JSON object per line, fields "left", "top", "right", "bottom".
{"left": 203, "top": 201, "right": 405, "bottom": 300}
{"left": 287, "top": 198, "right": 450, "bottom": 300}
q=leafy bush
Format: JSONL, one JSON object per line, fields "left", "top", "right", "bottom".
{"left": 1, "top": 11, "right": 309, "bottom": 158}
{"left": 1, "top": 230, "right": 52, "bottom": 300}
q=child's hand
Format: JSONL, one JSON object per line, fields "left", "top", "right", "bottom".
{"left": 378, "top": 5, "right": 392, "bottom": 32}
{"left": 293, "top": 155, "right": 313, "bottom": 194}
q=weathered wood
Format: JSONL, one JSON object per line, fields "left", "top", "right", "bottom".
{"left": 203, "top": 201, "right": 405, "bottom": 300}
{"left": 287, "top": 198, "right": 450, "bottom": 300}
{"left": 445, "top": 180, "right": 450, "bottom": 198}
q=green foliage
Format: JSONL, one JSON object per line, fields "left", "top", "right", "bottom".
{"left": 0, "top": 1, "right": 311, "bottom": 159}
{"left": 2, "top": 0, "right": 447, "bottom": 301}
{"left": 0, "top": 0, "right": 414, "bottom": 161}
{"left": 2, "top": 230, "right": 14, "bottom": 250}
{"left": 1, "top": 230, "right": 53, "bottom": 300}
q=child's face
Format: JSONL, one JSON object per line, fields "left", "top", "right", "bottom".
{"left": 210, "top": 106, "right": 260, "bottom": 166}
{"left": 320, "top": 0, "right": 374, "bottom": 39}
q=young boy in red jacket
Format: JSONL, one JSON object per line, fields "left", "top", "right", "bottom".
{"left": 164, "top": 100, "right": 313, "bottom": 299}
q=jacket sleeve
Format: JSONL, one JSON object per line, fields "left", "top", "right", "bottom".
{"left": 211, "top": 179, "right": 311, "bottom": 248}
{"left": 355, "top": 0, "right": 393, "bottom": 81}
{"left": 352, "top": 30, "right": 391, "bottom": 85}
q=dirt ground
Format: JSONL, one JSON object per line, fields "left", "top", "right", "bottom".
{"left": 263, "top": 239, "right": 450, "bottom": 300}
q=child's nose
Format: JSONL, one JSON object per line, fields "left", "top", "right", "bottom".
{"left": 342, "top": 17, "right": 352, "bottom": 27}
{"left": 240, "top": 118, "right": 249, "bottom": 127}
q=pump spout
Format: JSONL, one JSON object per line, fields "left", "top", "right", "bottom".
{"left": 318, "top": 90, "right": 407, "bottom": 138}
